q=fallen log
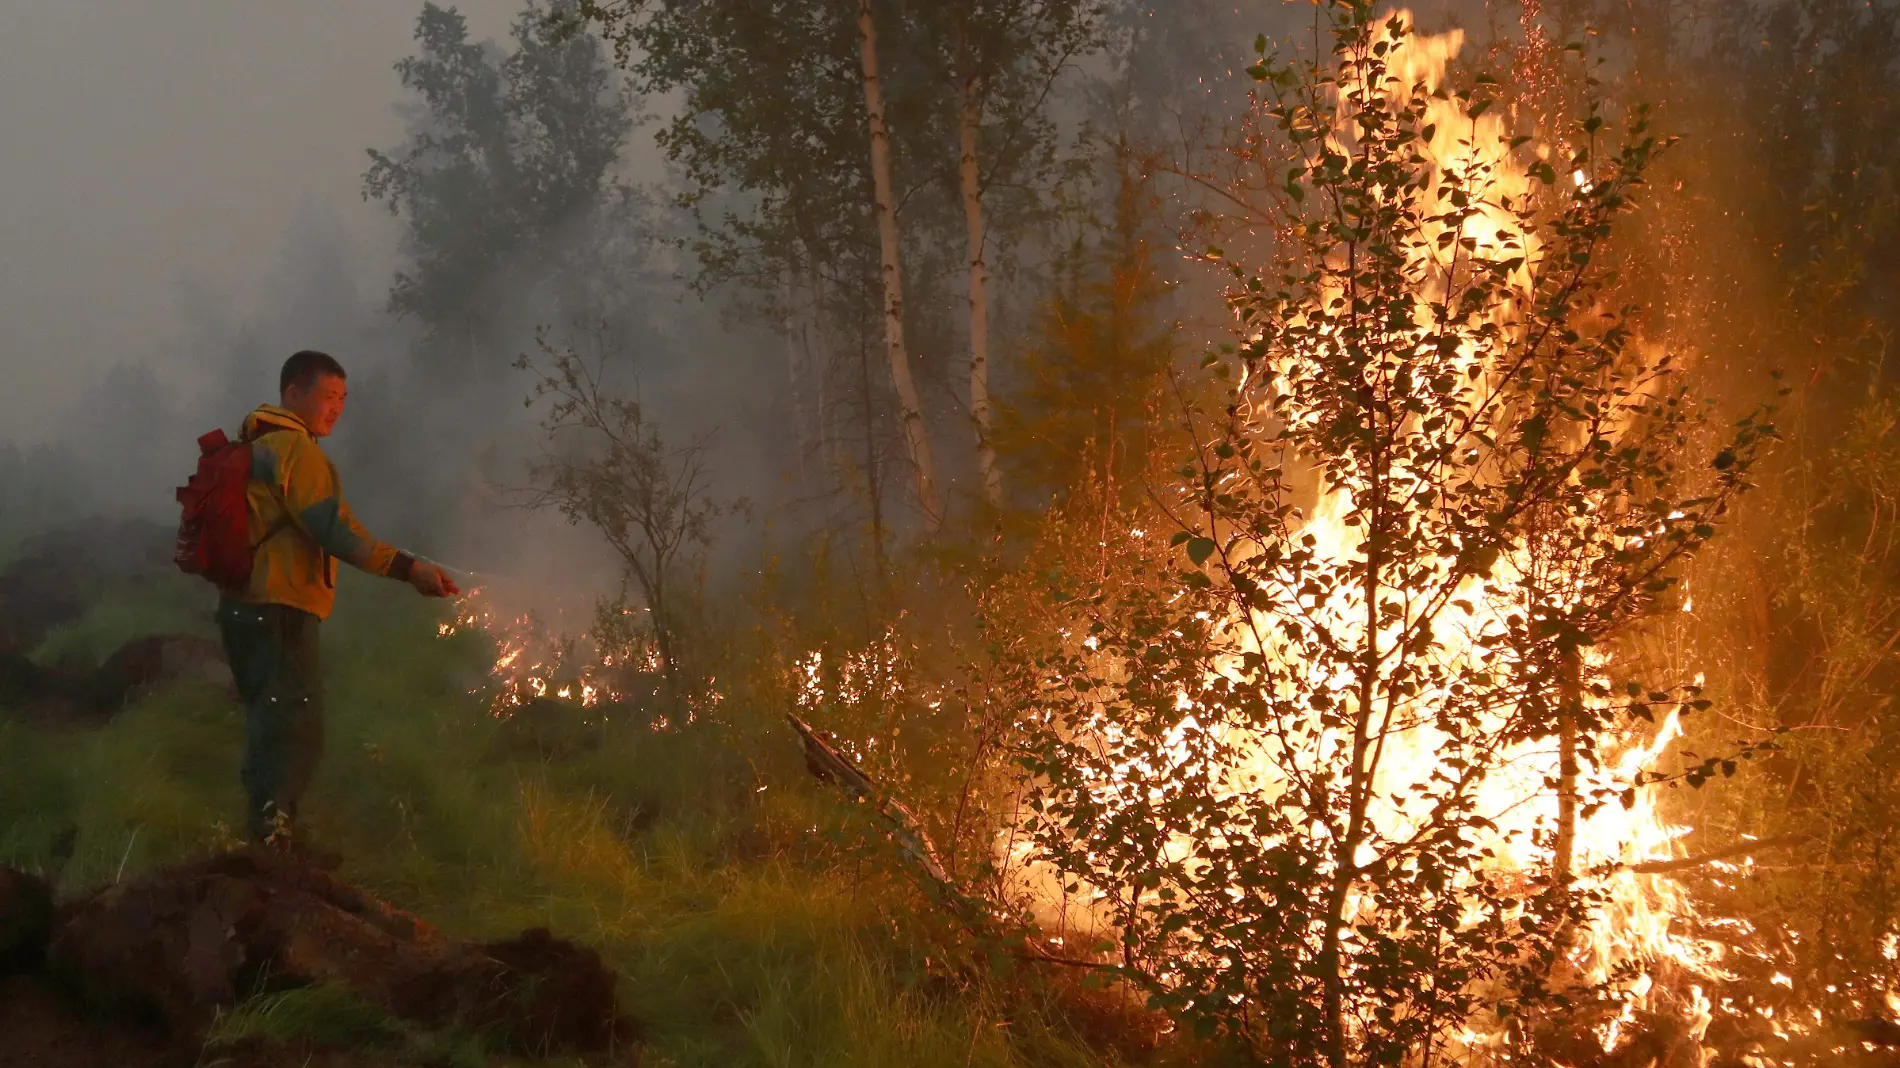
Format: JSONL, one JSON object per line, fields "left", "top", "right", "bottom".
{"left": 785, "top": 713, "right": 1114, "bottom": 971}
{"left": 787, "top": 712, "right": 951, "bottom": 886}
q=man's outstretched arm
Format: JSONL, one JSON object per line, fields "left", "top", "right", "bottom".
{"left": 276, "top": 436, "right": 459, "bottom": 596}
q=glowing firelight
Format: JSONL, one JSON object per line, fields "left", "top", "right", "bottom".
{"left": 437, "top": 588, "right": 628, "bottom": 714}
{"left": 1002, "top": 13, "right": 1723, "bottom": 1059}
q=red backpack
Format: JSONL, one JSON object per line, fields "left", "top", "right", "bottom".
{"left": 174, "top": 428, "right": 281, "bottom": 589}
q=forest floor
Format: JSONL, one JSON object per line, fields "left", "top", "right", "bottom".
{"left": 0, "top": 522, "right": 1176, "bottom": 1068}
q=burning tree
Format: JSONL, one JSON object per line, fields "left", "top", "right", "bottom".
{"left": 996, "top": 4, "right": 1771, "bottom": 1063}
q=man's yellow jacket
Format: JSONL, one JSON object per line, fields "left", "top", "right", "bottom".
{"left": 226, "top": 404, "right": 409, "bottom": 620}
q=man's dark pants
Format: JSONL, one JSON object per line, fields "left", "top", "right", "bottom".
{"left": 217, "top": 600, "right": 323, "bottom": 842}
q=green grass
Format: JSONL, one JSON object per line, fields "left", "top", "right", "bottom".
{"left": 200, "top": 983, "right": 497, "bottom": 1068}
{"left": 0, "top": 568, "right": 1147, "bottom": 1068}
{"left": 203, "top": 983, "right": 409, "bottom": 1052}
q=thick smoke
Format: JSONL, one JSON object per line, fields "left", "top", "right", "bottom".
{"left": 0, "top": 1, "right": 786, "bottom": 624}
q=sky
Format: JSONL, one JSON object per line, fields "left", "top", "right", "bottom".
{"left": 0, "top": 0, "right": 523, "bottom": 440}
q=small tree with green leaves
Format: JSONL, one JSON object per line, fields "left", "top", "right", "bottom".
{"left": 991, "top": 4, "right": 1771, "bottom": 1063}
{"left": 517, "top": 327, "right": 725, "bottom": 704}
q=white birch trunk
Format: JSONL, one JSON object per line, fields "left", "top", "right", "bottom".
{"left": 959, "top": 73, "right": 1002, "bottom": 510}
{"left": 858, "top": 0, "right": 943, "bottom": 531}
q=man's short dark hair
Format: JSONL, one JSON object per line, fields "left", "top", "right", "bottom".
{"left": 280, "top": 350, "right": 347, "bottom": 396}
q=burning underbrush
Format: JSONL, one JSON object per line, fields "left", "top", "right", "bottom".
{"left": 963, "top": 6, "right": 1850, "bottom": 1064}
{"left": 437, "top": 586, "right": 666, "bottom": 720}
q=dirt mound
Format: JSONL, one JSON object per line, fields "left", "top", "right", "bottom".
{"left": 0, "top": 517, "right": 173, "bottom": 653}
{"left": 0, "top": 632, "right": 228, "bottom": 728}
{"left": 0, "top": 516, "right": 226, "bottom": 728}
{"left": 0, "top": 867, "right": 55, "bottom": 973}
{"left": 0, "top": 647, "right": 92, "bottom": 724}
{"left": 95, "top": 633, "right": 228, "bottom": 703}
{"left": 476, "top": 928, "right": 627, "bottom": 1054}
{"left": 0, "top": 972, "right": 417, "bottom": 1068}
{"left": 32, "top": 850, "right": 635, "bottom": 1056}
{"left": 0, "top": 975, "right": 173, "bottom": 1068}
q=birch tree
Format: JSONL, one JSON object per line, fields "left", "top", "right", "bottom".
{"left": 957, "top": 43, "right": 1000, "bottom": 511}
{"left": 856, "top": 0, "right": 943, "bottom": 530}
{"left": 933, "top": 0, "right": 1106, "bottom": 511}
{"left": 578, "top": 0, "right": 951, "bottom": 536}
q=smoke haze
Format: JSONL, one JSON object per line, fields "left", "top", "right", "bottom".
{"left": 0, "top": 0, "right": 1474, "bottom": 575}
{"left": 0, "top": 0, "right": 522, "bottom": 441}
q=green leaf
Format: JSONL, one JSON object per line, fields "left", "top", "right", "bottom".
{"left": 1186, "top": 537, "right": 1218, "bottom": 567}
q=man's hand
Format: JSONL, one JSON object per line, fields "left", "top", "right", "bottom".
{"left": 408, "top": 561, "right": 461, "bottom": 598}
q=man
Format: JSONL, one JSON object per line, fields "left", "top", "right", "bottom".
{"left": 220, "top": 349, "right": 459, "bottom": 847}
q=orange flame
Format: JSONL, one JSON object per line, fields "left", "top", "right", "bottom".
{"left": 1003, "top": 13, "right": 1721, "bottom": 1058}
{"left": 436, "top": 588, "right": 627, "bottom": 714}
